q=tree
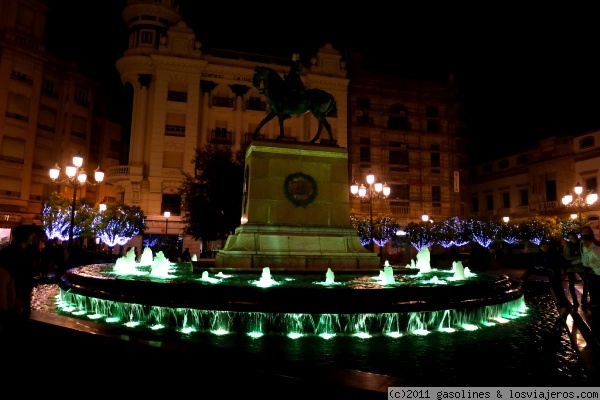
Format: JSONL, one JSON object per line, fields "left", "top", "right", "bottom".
{"left": 349, "top": 211, "right": 399, "bottom": 249}
{"left": 180, "top": 144, "right": 245, "bottom": 245}
{"left": 93, "top": 201, "right": 146, "bottom": 247}
{"left": 405, "top": 221, "right": 437, "bottom": 251}
{"left": 42, "top": 192, "right": 94, "bottom": 241}
{"left": 469, "top": 218, "right": 500, "bottom": 248}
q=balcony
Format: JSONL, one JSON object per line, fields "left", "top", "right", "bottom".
{"left": 105, "top": 164, "right": 144, "bottom": 183}
{"left": 530, "top": 201, "right": 560, "bottom": 214}
{"left": 210, "top": 129, "right": 232, "bottom": 145}
{"left": 165, "top": 125, "right": 185, "bottom": 137}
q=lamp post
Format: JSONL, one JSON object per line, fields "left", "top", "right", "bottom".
{"left": 350, "top": 172, "right": 390, "bottom": 252}
{"left": 49, "top": 155, "right": 104, "bottom": 248}
{"left": 164, "top": 211, "right": 170, "bottom": 238}
{"left": 561, "top": 182, "right": 598, "bottom": 229}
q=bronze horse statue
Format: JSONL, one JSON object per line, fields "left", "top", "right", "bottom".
{"left": 251, "top": 66, "right": 337, "bottom": 144}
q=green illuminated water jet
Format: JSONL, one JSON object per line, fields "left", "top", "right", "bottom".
{"left": 55, "top": 247, "right": 526, "bottom": 339}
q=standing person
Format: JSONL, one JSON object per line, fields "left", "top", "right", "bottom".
{"left": 581, "top": 230, "right": 600, "bottom": 309}
{"left": 181, "top": 247, "right": 191, "bottom": 262}
{"left": 521, "top": 240, "right": 568, "bottom": 307}
{"left": 0, "top": 225, "right": 37, "bottom": 316}
{"left": 562, "top": 231, "right": 587, "bottom": 306}
{"left": 580, "top": 225, "right": 597, "bottom": 306}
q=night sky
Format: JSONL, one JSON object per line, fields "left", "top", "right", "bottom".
{"left": 44, "top": 1, "right": 600, "bottom": 164}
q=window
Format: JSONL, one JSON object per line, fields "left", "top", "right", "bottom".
{"left": 580, "top": 136, "right": 595, "bottom": 149}
{"left": 357, "top": 99, "right": 370, "bottom": 110}
{"left": 499, "top": 159, "right": 509, "bottom": 169}
{"left": 545, "top": 180, "right": 557, "bottom": 202}
{"left": 430, "top": 153, "right": 441, "bottom": 168}
{"left": 71, "top": 115, "right": 87, "bottom": 138}
{"left": 6, "top": 92, "right": 29, "bottom": 121}
{"left": 359, "top": 147, "right": 371, "bottom": 163}
{"left": 426, "top": 106, "right": 439, "bottom": 118}
{"left": 247, "top": 95, "right": 264, "bottom": 111}
{"left": 388, "top": 104, "right": 409, "bottom": 130}
{"left": 432, "top": 186, "right": 442, "bottom": 203}
{"left": 472, "top": 197, "right": 479, "bottom": 212}
{"left": 389, "top": 184, "right": 409, "bottom": 200}
{"left": 140, "top": 30, "right": 154, "bottom": 44}
{"left": 486, "top": 194, "right": 493, "bottom": 211}
{"left": 37, "top": 107, "right": 56, "bottom": 132}
{"left": 426, "top": 106, "right": 440, "bottom": 133}
{"left": 74, "top": 86, "right": 89, "bottom": 105}
{"left": 520, "top": 189, "right": 529, "bottom": 206}
{"left": 359, "top": 138, "right": 371, "bottom": 163}
{"left": 1, "top": 136, "right": 25, "bottom": 163}
{"left": 161, "top": 194, "right": 181, "bottom": 215}
{"left": 43, "top": 79, "right": 56, "bottom": 96}
{"left": 585, "top": 177, "right": 597, "bottom": 193}
{"left": 502, "top": 192, "right": 510, "bottom": 208}
{"left": 167, "top": 91, "right": 188, "bottom": 102}
{"left": 215, "top": 127, "right": 228, "bottom": 139}
{"left": 483, "top": 164, "right": 492, "bottom": 173}
{"left": 389, "top": 142, "right": 408, "bottom": 165}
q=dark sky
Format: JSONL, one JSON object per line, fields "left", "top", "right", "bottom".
{"left": 44, "top": 1, "right": 600, "bottom": 164}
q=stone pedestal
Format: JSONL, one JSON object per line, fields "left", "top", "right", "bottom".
{"left": 215, "top": 140, "right": 379, "bottom": 269}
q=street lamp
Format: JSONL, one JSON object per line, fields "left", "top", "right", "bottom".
{"left": 164, "top": 211, "right": 170, "bottom": 237}
{"left": 350, "top": 172, "right": 390, "bottom": 251}
{"left": 49, "top": 155, "right": 104, "bottom": 248}
{"left": 562, "top": 182, "right": 598, "bottom": 228}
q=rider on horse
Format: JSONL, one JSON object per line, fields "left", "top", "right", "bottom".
{"left": 283, "top": 54, "right": 304, "bottom": 105}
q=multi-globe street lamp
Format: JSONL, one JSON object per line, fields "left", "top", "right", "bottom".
{"left": 49, "top": 154, "right": 104, "bottom": 248}
{"left": 350, "top": 172, "right": 390, "bottom": 252}
{"left": 561, "top": 182, "right": 598, "bottom": 228}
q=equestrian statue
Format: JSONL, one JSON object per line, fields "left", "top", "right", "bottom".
{"left": 251, "top": 54, "right": 337, "bottom": 145}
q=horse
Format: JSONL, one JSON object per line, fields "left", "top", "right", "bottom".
{"left": 251, "top": 66, "right": 337, "bottom": 144}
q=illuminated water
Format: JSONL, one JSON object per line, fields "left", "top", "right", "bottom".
{"left": 31, "top": 283, "right": 591, "bottom": 385}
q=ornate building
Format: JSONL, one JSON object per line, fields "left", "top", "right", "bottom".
{"left": 109, "top": 0, "right": 348, "bottom": 254}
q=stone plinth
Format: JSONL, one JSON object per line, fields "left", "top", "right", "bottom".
{"left": 215, "top": 140, "right": 379, "bottom": 269}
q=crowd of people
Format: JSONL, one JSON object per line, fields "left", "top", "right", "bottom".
{"left": 519, "top": 225, "right": 600, "bottom": 309}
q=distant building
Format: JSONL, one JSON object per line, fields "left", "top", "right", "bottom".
{"left": 346, "top": 59, "right": 468, "bottom": 258}
{"left": 0, "top": 0, "right": 122, "bottom": 235}
{"left": 469, "top": 131, "right": 600, "bottom": 233}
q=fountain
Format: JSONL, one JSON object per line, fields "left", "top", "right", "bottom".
{"left": 55, "top": 246, "right": 525, "bottom": 338}
{"left": 325, "top": 268, "right": 335, "bottom": 284}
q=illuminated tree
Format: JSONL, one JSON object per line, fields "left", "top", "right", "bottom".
{"left": 93, "top": 202, "right": 146, "bottom": 247}
{"left": 405, "top": 221, "right": 437, "bottom": 251}
{"left": 42, "top": 192, "right": 94, "bottom": 241}
{"left": 469, "top": 218, "right": 500, "bottom": 248}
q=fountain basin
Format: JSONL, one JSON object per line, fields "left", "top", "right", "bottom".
{"left": 59, "top": 264, "right": 523, "bottom": 315}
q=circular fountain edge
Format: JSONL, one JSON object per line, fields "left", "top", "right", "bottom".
{"left": 59, "top": 265, "right": 524, "bottom": 314}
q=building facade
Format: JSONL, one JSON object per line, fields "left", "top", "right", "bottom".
{"left": 469, "top": 131, "right": 600, "bottom": 233}
{"left": 346, "top": 64, "right": 468, "bottom": 259}
{"left": 0, "top": 0, "right": 122, "bottom": 243}
{"left": 109, "top": 0, "right": 349, "bottom": 254}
